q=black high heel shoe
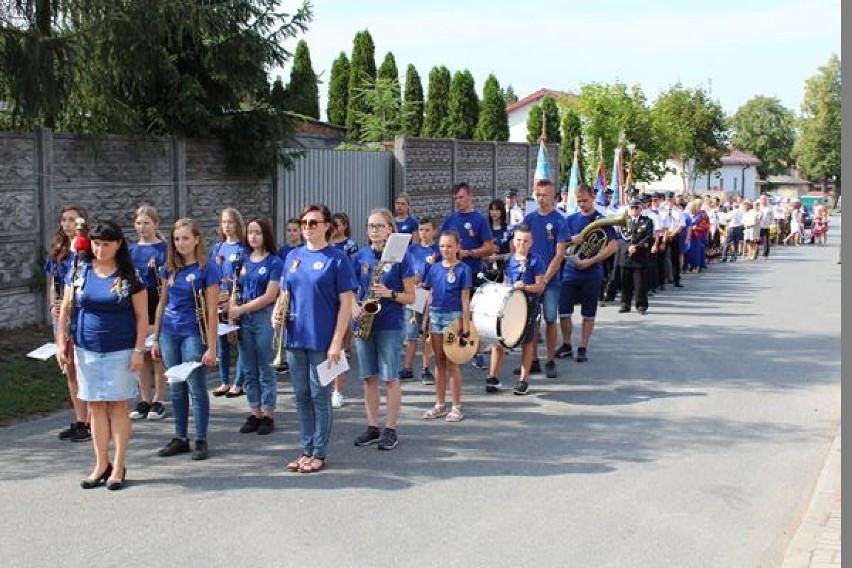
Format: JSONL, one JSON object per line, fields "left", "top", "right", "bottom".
{"left": 81, "top": 463, "right": 113, "bottom": 489}
{"left": 106, "top": 467, "right": 127, "bottom": 491}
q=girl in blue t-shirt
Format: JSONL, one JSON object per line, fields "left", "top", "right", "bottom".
{"left": 401, "top": 218, "right": 439, "bottom": 383}
{"left": 421, "top": 230, "right": 472, "bottom": 422}
{"left": 276, "top": 204, "right": 358, "bottom": 474}
{"left": 393, "top": 192, "right": 419, "bottom": 242}
{"left": 57, "top": 220, "right": 148, "bottom": 490}
{"left": 46, "top": 204, "right": 91, "bottom": 442}
{"left": 209, "top": 208, "right": 248, "bottom": 397}
{"left": 227, "top": 218, "right": 283, "bottom": 436}
{"left": 152, "top": 218, "right": 220, "bottom": 461}
{"left": 484, "top": 198, "right": 512, "bottom": 281}
{"left": 128, "top": 205, "right": 168, "bottom": 421}
{"left": 351, "top": 209, "right": 416, "bottom": 450}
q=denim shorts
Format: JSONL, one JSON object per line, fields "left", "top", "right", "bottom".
{"left": 74, "top": 347, "right": 139, "bottom": 402}
{"left": 559, "top": 278, "right": 602, "bottom": 319}
{"left": 355, "top": 329, "right": 404, "bottom": 382}
{"left": 541, "top": 280, "right": 560, "bottom": 324}
{"left": 429, "top": 309, "right": 461, "bottom": 334}
{"left": 405, "top": 310, "right": 424, "bottom": 341}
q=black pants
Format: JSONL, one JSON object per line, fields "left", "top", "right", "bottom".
{"left": 646, "top": 251, "right": 659, "bottom": 292}
{"left": 657, "top": 244, "right": 668, "bottom": 288}
{"left": 760, "top": 228, "right": 771, "bottom": 257}
{"left": 621, "top": 265, "right": 648, "bottom": 310}
{"left": 605, "top": 242, "right": 626, "bottom": 300}
{"left": 601, "top": 254, "right": 616, "bottom": 300}
{"left": 668, "top": 237, "right": 681, "bottom": 285}
{"left": 721, "top": 226, "right": 743, "bottom": 260}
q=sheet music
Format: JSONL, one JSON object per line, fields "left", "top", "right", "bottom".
{"left": 380, "top": 233, "right": 412, "bottom": 264}
{"left": 164, "top": 361, "right": 202, "bottom": 383}
{"left": 412, "top": 287, "right": 429, "bottom": 314}
{"left": 316, "top": 352, "right": 349, "bottom": 387}
{"left": 217, "top": 322, "right": 240, "bottom": 336}
{"left": 27, "top": 343, "right": 58, "bottom": 361}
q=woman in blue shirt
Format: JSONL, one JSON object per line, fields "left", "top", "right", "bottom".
{"left": 228, "top": 218, "right": 283, "bottom": 436}
{"left": 483, "top": 199, "right": 511, "bottom": 281}
{"left": 57, "top": 221, "right": 148, "bottom": 490}
{"left": 152, "top": 218, "right": 219, "bottom": 461}
{"left": 351, "top": 208, "right": 415, "bottom": 451}
{"left": 276, "top": 204, "right": 357, "bottom": 474}
{"left": 128, "top": 205, "right": 168, "bottom": 421}
{"left": 393, "top": 192, "right": 419, "bottom": 242}
{"left": 46, "top": 205, "right": 91, "bottom": 442}
{"left": 210, "top": 208, "right": 248, "bottom": 397}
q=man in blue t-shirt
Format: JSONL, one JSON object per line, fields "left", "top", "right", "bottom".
{"left": 558, "top": 183, "right": 619, "bottom": 363}
{"left": 441, "top": 182, "right": 495, "bottom": 288}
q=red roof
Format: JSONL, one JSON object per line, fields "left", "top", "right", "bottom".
{"left": 720, "top": 148, "right": 761, "bottom": 166}
{"left": 506, "top": 88, "right": 576, "bottom": 113}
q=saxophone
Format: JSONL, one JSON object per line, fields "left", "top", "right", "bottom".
{"left": 356, "top": 261, "right": 386, "bottom": 340}
{"left": 565, "top": 210, "right": 629, "bottom": 266}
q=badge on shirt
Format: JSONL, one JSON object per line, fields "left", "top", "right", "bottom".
{"left": 290, "top": 258, "right": 301, "bottom": 273}
{"left": 186, "top": 273, "right": 196, "bottom": 283}
{"left": 464, "top": 222, "right": 474, "bottom": 238}
{"left": 258, "top": 266, "right": 267, "bottom": 276}
{"left": 383, "top": 264, "right": 392, "bottom": 273}
{"left": 446, "top": 267, "right": 456, "bottom": 284}
{"left": 229, "top": 253, "right": 240, "bottom": 262}
{"left": 546, "top": 222, "right": 554, "bottom": 241}
{"left": 312, "top": 261, "right": 324, "bottom": 270}
{"left": 362, "top": 261, "right": 370, "bottom": 276}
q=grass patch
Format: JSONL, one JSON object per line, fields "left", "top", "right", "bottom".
{"left": 0, "top": 325, "right": 70, "bottom": 426}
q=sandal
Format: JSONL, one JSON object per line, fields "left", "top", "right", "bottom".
{"left": 445, "top": 406, "right": 464, "bottom": 422}
{"left": 225, "top": 387, "right": 245, "bottom": 398}
{"left": 286, "top": 454, "right": 311, "bottom": 472}
{"left": 212, "top": 385, "right": 230, "bottom": 396}
{"left": 298, "top": 457, "right": 326, "bottom": 474}
{"left": 422, "top": 405, "right": 448, "bottom": 420}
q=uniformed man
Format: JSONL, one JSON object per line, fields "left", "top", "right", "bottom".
{"left": 619, "top": 198, "right": 654, "bottom": 314}
{"left": 663, "top": 191, "right": 685, "bottom": 287}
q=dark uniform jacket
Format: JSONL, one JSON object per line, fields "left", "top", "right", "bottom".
{"left": 619, "top": 215, "right": 654, "bottom": 268}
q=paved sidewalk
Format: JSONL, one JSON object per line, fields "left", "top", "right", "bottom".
{"left": 782, "top": 427, "right": 841, "bottom": 567}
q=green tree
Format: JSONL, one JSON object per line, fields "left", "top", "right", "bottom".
{"left": 526, "top": 95, "right": 561, "bottom": 144}
{"left": 376, "top": 52, "right": 400, "bottom": 133}
{"left": 650, "top": 83, "right": 728, "bottom": 188}
{"left": 475, "top": 74, "right": 508, "bottom": 141}
{"left": 402, "top": 63, "right": 424, "bottom": 136}
{"left": 345, "top": 29, "right": 376, "bottom": 140}
{"left": 794, "top": 54, "right": 841, "bottom": 197}
{"left": 354, "top": 76, "right": 411, "bottom": 143}
{"left": 444, "top": 69, "right": 479, "bottom": 139}
{"left": 559, "top": 107, "right": 583, "bottom": 185}
{"left": 269, "top": 76, "right": 288, "bottom": 111}
{"left": 285, "top": 39, "right": 319, "bottom": 118}
{"left": 729, "top": 96, "right": 796, "bottom": 179}
{"left": 503, "top": 84, "right": 518, "bottom": 106}
{"left": 422, "top": 65, "right": 451, "bottom": 137}
{"left": 326, "top": 51, "right": 349, "bottom": 124}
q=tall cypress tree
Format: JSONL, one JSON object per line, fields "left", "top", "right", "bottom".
{"left": 269, "top": 76, "right": 288, "bottom": 112}
{"left": 326, "top": 51, "right": 349, "bottom": 125}
{"left": 377, "top": 52, "right": 401, "bottom": 134}
{"left": 422, "top": 65, "right": 451, "bottom": 138}
{"left": 526, "top": 95, "right": 561, "bottom": 144}
{"left": 345, "top": 29, "right": 377, "bottom": 139}
{"left": 402, "top": 64, "right": 424, "bottom": 137}
{"left": 444, "top": 69, "right": 479, "bottom": 139}
{"left": 475, "top": 74, "right": 508, "bottom": 141}
{"left": 287, "top": 39, "right": 319, "bottom": 118}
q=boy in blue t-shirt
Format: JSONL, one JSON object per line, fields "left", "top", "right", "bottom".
{"left": 401, "top": 218, "right": 439, "bottom": 384}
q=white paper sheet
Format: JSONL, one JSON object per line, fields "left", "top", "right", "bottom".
{"left": 27, "top": 342, "right": 58, "bottom": 361}
{"left": 217, "top": 322, "right": 239, "bottom": 336}
{"left": 412, "top": 287, "right": 429, "bottom": 314}
{"left": 524, "top": 196, "right": 538, "bottom": 215}
{"left": 144, "top": 333, "right": 156, "bottom": 350}
{"left": 164, "top": 361, "right": 202, "bottom": 383}
{"left": 316, "top": 352, "right": 349, "bottom": 387}
{"left": 380, "top": 233, "right": 412, "bottom": 264}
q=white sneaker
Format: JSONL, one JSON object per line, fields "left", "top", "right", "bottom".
{"left": 331, "top": 391, "right": 344, "bottom": 409}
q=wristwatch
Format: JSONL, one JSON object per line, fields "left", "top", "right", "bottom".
{"left": 391, "top": 290, "right": 398, "bottom": 301}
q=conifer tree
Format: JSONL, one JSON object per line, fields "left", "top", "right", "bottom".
{"left": 287, "top": 39, "right": 319, "bottom": 118}
{"left": 402, "top": 64, "right": 424, "bottom": 136}
{"left": 345, "top": 29, "right": 377, "bottom": 139}
{"left": 326, "top": 51, "right": 350, "bottom": 125}
{"left": 475, "top": 74, "right": 508, "bottom": 141}
{"left": 444, "top": 69, "right": 479, "bottom": 139}
{"left": 422, "top": 65, "right": 451, "bottom": 137}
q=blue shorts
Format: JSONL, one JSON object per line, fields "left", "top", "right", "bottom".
{"left": 559, "top": 279, "right": 601, "bottom": 319}
{"left": 355, "top": 329, "right": 403, "bottom": 382}
{"left": 429, "top": 309, "right": 461, "bottom": 334}
{"left": 541, "top": 280, "right": 560, "bottom": 324}
{"left": 74, "top": 347, "right": 139, "bottom": 402}
{"left": 405, "top": 309, "right": 424, "bottom": 341}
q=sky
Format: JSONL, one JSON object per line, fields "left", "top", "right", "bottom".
{"left": 276, "top": 0, "right": 841, "bottom": 122}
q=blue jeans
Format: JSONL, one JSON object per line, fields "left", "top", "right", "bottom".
{"left": 160, "top": 333, "right": 209, "bottom": 440}
{"left": 217, "top": 333, "right": 244, "bottom": 387}
{"left": 238, "top": 307, "right": 277, "bottom": 411}
{"left": 287, "top": 349, "right": 333, "bottom": 459}
{"left": 355, "top": 329, "right": 403, "bottom": 382}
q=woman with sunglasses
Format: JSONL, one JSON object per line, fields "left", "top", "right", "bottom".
{"left": 275, "top": 205, "right": 358, "bottom": 473}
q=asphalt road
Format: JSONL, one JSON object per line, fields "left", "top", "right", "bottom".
{"left": 1, "top": 223, "right": 841, "bottom": 568}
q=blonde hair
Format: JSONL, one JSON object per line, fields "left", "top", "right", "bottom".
{"left": 166, "top": 218, "right": 208, "bottom": 276}
{"left": 134, "top": 205, "right": 166, "bottom": 241}
{"left": 368, "top": 208, "right": 395, "bottom": 230}
{"left": 217, "top": 207, "right": 246, "bottom": 243}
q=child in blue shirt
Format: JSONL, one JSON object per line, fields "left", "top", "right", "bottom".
{"left": 401, "top": 218, "right": 439, "bottom": 384}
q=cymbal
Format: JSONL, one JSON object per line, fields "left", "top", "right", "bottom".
{"left": 443, "top": 319, "right": 479, "bottom": 365}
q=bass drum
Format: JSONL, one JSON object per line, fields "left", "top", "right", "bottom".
{"left": 470, "top": 283, "right": 529, "bottom": 349}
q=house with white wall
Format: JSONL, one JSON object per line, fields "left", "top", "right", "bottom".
{"left": 506, "top": 88, "right": 576, "bottom": 143}
{"left": 643, "top": 149, "right": 761, "bottom": 199}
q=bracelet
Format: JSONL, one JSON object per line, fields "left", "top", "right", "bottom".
{"left": 133, "top": 347, "right": 144, "bottom": 354}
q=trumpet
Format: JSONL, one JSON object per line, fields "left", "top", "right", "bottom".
{"left": 271, "top": 288, "right": 290, "bottom": 371}
{"left": 191, "top": 278, "right": 209, "bottom": 345}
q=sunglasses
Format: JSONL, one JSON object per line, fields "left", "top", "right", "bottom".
{"left": 300, "top": 219, "right": 324, "bottom": 229}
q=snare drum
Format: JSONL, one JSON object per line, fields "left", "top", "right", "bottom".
{"left": 470, "top": 283, "right": 529, "bottom": 349}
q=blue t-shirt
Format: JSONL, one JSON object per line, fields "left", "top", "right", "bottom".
{"left": 492, "top": 225, "right": 512, "bottom": 256}
{"left": 562, "top": 211, "right": 618, "bottom": 281}
{"left": 277, "top": 242, "right": 302, "bottom": 265}
{"left": 504, "top": 253, "right": 546, "bottom": 291}
{"left": 67, "top": 265, "right": 142, "bottom": 353}
{"left": 45, "top": 253, "right": 75, "bottom": 298}
{"left": 282, "top": 246, "right": 358, "bottom": 352}
{"left": 129, "top": 241, "right": 167, "bottom": 290}
{"left": 238, "top": 253, "right": 284, "bottom": 303}
{"left": 423, "top": 262, "right": 472, "bottom": 312}
{"left": 159, "top": 262, "right": 220, "bottom": 339}
{"left": 395, "top": 215, "right": 418, "bottom": 235}
{"left": 523, "top": 209, "right": 569, "bottom": 269}
{"left": 209, "top": 241, "right": 248, "bottom": 293}
{"left": 407, "top": 242, "right": 439, "bottom": 282}
{"left": 441, "top": 211, "right": 493, "bottom": 274}
{"left": 351, "top": 247, "right": 415, "bottom": 333}
{"left": 332, "top": 238, "right": 359, "bottom": 258}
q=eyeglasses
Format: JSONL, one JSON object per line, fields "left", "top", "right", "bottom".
{"left": 367, "top": 223, "right": 388, "bottom": 231}
{"left": 301, "top": 219, "right": 323, "bottom": 229}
